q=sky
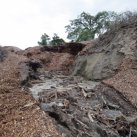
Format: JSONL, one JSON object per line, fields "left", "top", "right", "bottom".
{"left": 0, "top": 0, "right": 137, "bottom": 49}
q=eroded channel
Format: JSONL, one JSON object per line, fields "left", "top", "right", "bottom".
{"left": 30, "top": 71, "right": 137, "bottom": 137}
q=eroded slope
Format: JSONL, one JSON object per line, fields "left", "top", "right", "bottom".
{"left": 0, "top": 48, "right": 61, "bottom": 137}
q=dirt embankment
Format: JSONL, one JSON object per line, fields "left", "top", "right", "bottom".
{"left": 23, "top": 43, "right": 85, "bottom": 74}
{"left": 73, "top": 14, "right": 137, "bottom": 108}
{"left": 0, "top": 48, "right": 61, "bottom": 137}
{"left": 0, "top": 43, "right": 85, "bottom": 137}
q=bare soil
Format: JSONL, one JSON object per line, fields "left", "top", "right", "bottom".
{"left": 0, "top": 51, "right": 61, "bottom": 137}
{"left": 30, "top": 71, "right": 137, "bottom": 137}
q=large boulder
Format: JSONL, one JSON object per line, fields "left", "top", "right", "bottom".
{"left": 73, "top": 44, "right": 124, "bottom": 80}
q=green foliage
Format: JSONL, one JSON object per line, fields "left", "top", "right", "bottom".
{"left": 50, "top": 33, "right": 65, "bottom": 46}
{"left": 65, "top": 11, "right": 117, "bottom": 42}
{"left": 38, "top": 33, "right": 65, "bottom": 46}
{"left": 38, "top": 33, "right": 50, "bottom": 46}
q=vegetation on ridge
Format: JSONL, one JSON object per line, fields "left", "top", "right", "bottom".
{"left": 38, "top": 11, "right": 137, "bottom": 45}
{"left": 65, "top": 11, "right": 117, "bottom": 42}
{"left": 38, "top": 33, "right": 65, "bottom": 46}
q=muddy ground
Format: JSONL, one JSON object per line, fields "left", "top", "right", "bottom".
{"left": 30, "top": 71, "right": 137, "bottom": 137}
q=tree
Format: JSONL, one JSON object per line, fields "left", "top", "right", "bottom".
{"left": 50, "top": 33, "right": 65, "bottom": 46}
{"left": 38, "top": 33, "right": 50, "bottom": 46}
{"left": 65, "top": 11, "right": 117, "bottom": 42}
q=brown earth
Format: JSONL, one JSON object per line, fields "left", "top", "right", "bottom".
{"left": 23, "top": 46, "right": 75, "bottom": 74}
{"left": 103, "top": 58, "right": 137, "bottom": 107}
{"left": 0, "top": 49, "right": 61, "bottom": 137}
{"left": 0, "top": 43, "right": 85, "bottom": 137}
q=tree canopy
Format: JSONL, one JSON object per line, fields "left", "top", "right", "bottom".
{"left": 38, "top": 11, "right": 132, "bottom": 45}
{"left": 38, "top": 33, "right": 50, "bottom": 46}
{"left": 50, "top": 33, "right": 65, "bottom": 46}
{"left": 65, "top": 11, "right": 117, "bottom": 42}
{"left": 38, "top": 33, "right": 65, "bottom": 46}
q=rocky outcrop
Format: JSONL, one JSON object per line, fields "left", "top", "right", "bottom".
{"left": 74, "top": 50, "right": 124, "bottom": 80}
{"left": 73, "top": 15, "right": 137, "bottom": 81}
{"left": 73, "top": 15, "right": 137, "bottom": 109}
